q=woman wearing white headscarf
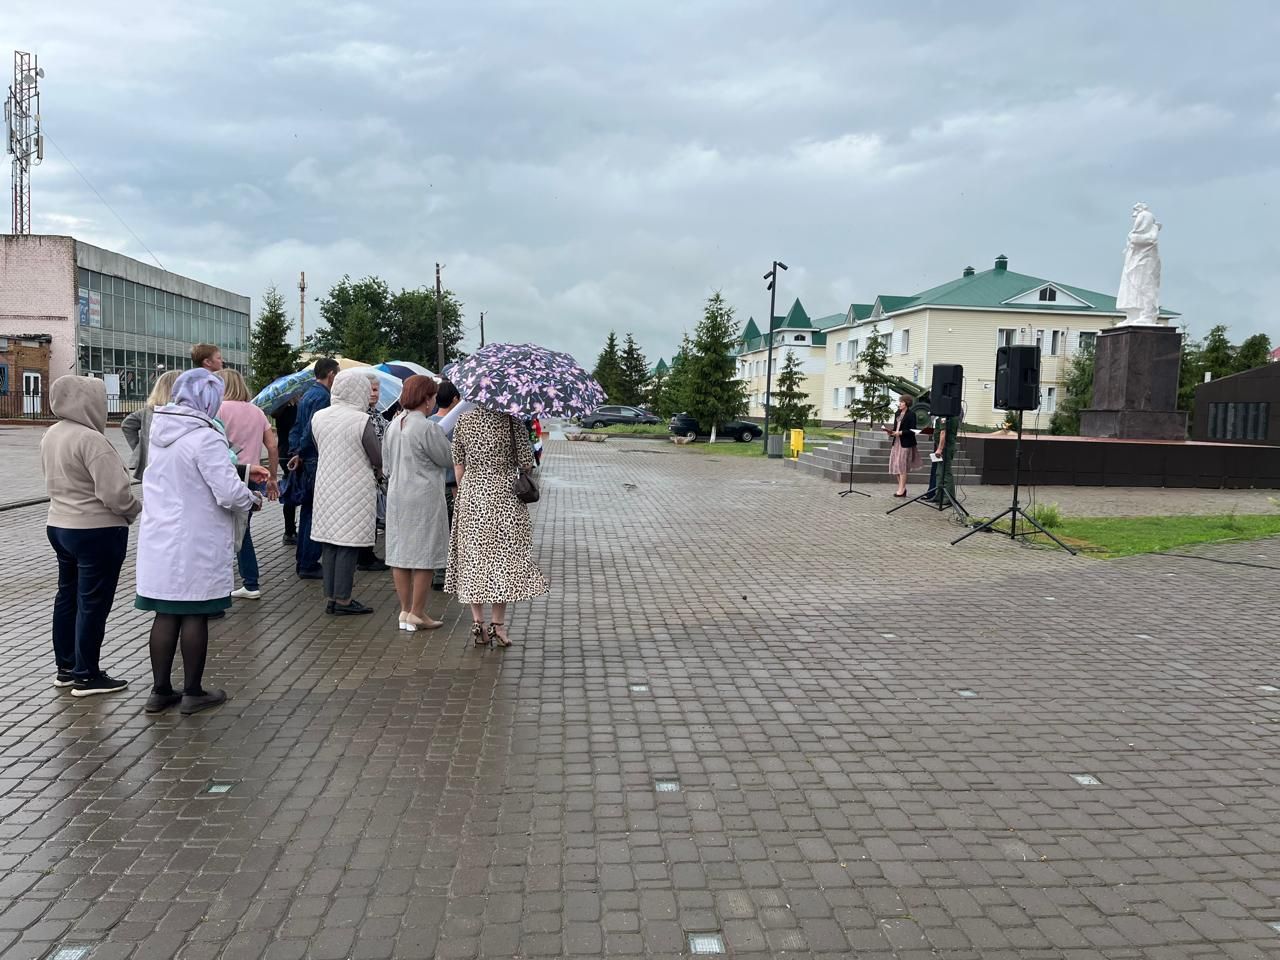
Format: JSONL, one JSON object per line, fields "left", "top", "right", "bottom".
{"left": 135, "top": 368, "right": 262, "bottom": 716}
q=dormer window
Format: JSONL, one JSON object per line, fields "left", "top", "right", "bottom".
{"left": 1038, "top": 287, "right": 1057, "bottom": 302}
{"left": 793, "top": 334, "right": 805, "bottom": 342}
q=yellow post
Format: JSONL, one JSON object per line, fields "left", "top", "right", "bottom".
{"left": 789, "top": 428, "right": 804, "bottom": 458}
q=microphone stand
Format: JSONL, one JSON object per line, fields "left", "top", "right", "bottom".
{"left": 887, "top": 423, "right": 969, "bottom": 518}
{"left": 836, "top": 419, "right": 871, "bottom": 499}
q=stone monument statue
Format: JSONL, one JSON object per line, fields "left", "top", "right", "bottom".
{"left": 1081, "top": 201, "right": 1185, "bottom": 440}
{"left": 1116, "top": 202, "right": 1162, "bottom": 325}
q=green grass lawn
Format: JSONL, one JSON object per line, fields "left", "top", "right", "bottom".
{"left": 681, "top": 439, "right": 830, "bottom": 458}
{"left": 993, "top": 513, "right": 1280, "bottom": 558}
{"left": 589, "top": 423, "right": 670, "bottom": 436}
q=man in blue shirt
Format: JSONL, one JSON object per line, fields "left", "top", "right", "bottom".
{"left": 288, "top": 358, "right": 340, "bottom": 578}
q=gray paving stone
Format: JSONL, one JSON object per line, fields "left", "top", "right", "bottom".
{"left": 0, "top": 435, "right": 1278, "bottom": 958}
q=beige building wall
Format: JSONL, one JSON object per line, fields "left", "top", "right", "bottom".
{"left": 740, "top": 305, "right": 1158, "bottom": 428}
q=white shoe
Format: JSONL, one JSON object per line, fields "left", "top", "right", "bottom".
{"left": 399, "top": 611, "right": 417, "bottom": 632}
{"left": 231, "top": 587, "right": 261, "bottom": 599}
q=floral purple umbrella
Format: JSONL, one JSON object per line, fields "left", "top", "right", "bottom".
{"left": 442, "top": 342, "right": 605, "bottom": 419}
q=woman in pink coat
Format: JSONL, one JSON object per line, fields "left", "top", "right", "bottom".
{"left": 135, "top": 369, "right": 262, "bottom": 715}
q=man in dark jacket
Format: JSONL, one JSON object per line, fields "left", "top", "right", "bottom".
{"left": 288, "top": 358, "right": 340, "bottom": 578}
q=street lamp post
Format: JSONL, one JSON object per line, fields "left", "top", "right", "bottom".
{"left": 761, "top": 260, "right": 788, "bottom": 455}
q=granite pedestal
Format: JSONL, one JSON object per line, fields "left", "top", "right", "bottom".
{"left": 1081, "top": 325, "right": 1188, "bottom": 440}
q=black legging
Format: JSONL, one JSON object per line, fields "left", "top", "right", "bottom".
{"left": 148, "top": 614, "right": 210, "bottom": 696}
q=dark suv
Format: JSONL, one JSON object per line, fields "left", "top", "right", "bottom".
{"left": 669, "top": 413, "right": 762, "bottom": 443}
{"left": 579, "top": 405, "right": 661, "bottom": 428}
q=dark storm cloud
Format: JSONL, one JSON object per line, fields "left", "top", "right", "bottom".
{"left": 7, "top": 1, "right": 1279, "bottom": 364}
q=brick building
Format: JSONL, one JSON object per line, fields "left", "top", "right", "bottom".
{"left": 0, "top": 333, "right": 52, "bottom": 418}
{"left": 0, "top": 235, "right": 249, "bottom": 415}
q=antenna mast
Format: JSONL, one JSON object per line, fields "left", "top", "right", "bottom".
{"left": 5, "top": 51, "right": 44, "bottom": 235}
{"left": 298, "top": 271, "right": 307, "bottom": 347}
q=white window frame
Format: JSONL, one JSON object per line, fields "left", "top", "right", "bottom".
{"left": 1050, "top": 330, "right": 1063, "bottom": 356}
{"left": 832, "top": 388, "right": 840, "bottom": 409}
{"left": 997, "top": 328, "right": 1016, "bottom": 348}
{"left": 900, "top": 329, "right": 910, "bottom": 354}
{"left": 1078, "top": 331, "right": 1097, "bottom": 353}
{"left": 1044, "top": 386, "right": 1057, "bottom": 413}
{"left": 849, "top": 338, "right": 859, "bottom": 361}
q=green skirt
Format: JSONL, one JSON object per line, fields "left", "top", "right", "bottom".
{"left": 135, "top": 595, "right": 231, "bottom": 615}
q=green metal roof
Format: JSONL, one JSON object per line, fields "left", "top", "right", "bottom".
{"left": 650, "top": 357, "right": 669, "bottom": 376}
{"left": 780, "top": 298, "right": 812, "bottom": 329}
{"left": 850, "top": 303, "right": 874, "bottom": 321}
{"left": 812, "top": 312, "right": 846, "bottom": 330}
{"left": 739, "top": 317, "right": 761, "bottom": 341}
{"left": 871, "top": 261, "right": 1179, "bottom": 318}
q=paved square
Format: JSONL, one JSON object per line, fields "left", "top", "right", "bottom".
{"left": 1, "top": 433, "right": 1279, "bottom": 958}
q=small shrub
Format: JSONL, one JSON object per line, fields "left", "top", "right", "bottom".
{"left": 1031, "top": 503, "right": 1063, "bottom": 528}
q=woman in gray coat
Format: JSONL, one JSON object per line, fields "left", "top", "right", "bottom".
{"left": 120, "top": 370, "right": 179, "bottom": 480}
{"left": 383, "top": 375, "right": 453, "bottom": 631}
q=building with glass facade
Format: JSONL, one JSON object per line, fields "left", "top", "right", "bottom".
{"left": 0, "top": 234, "right": 249, "bottom": 415}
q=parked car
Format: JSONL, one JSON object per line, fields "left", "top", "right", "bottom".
{"left": 579, "top": 405, "right": 661, "bottom": 428}
{"left": 669, "top": 413, "right": 762, "bottom": 443}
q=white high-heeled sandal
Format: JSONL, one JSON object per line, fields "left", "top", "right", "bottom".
{"left": 398, "top": 611, "right": 417, "bottom": 632}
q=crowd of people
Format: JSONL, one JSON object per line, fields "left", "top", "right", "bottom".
{"left": 39, "top": 344, "right": 548, "bottom": 713}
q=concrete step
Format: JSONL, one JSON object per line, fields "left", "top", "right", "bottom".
{"left": 790, "top": 457, "right": 976, "bottom": 484}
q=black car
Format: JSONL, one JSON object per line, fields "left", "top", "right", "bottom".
{"left": 669, "top": 413, "right": 762, "bottom": 443}
{"left": 579, "top": 405, "right": 661, "bottom": 428}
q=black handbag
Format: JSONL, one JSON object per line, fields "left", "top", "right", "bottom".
{"left": 509, "top": 419, "right": 540, "bottom": 504}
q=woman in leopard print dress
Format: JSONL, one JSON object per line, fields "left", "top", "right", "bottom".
{"left": 445, "top": 406, "right": 548, "bottom": 646}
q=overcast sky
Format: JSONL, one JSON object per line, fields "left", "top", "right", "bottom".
{"left": 7, "top": 1, "right": 1278, "bottom": 366}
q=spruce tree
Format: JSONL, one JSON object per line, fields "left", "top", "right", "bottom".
{"left": 658, "top": 337, "right": 694, "bottom": 418}
{"left": 646, "top": 368, "right": 667, "bottom": 414}
{"left": 1049, "top": 341, "right": 1094, "bottom": 435}
{"left": 772, "top": 349, "right": 814, "bottom": 433}
{"left": 618, "top": 333, "right": 650, "bottom": 407}
{"left": 248, "top": 285, "right": 300, "bottom": 393}
{"left": 848, "top": 324, "right": 894, "bottom": 426}
{"left": 592, "top": 332, "right": 624, "bottom": 403}
{"left": 685, "top": 293, "right": 747, "bottom": 442}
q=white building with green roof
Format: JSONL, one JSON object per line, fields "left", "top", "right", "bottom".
{"left": 736, "top": 254, "right": 1177, "bottom": 429}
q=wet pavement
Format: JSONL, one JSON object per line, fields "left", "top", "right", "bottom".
{"left": 1, "top": 436, "right": 1279, "bottom": 958}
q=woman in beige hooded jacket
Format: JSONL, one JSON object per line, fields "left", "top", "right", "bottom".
{"left": 40, "top": 376, "right": 141, "bottom": 697}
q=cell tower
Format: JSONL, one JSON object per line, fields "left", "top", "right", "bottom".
{"left": 4, "top": 51, "right": 44, "bottom": 235}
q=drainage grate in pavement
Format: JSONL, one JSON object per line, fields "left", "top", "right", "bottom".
{"left": 628, "top": 684, "right": 649, "bottom": 694}
{"left": 655, "top": 780, "right": 680, "bottom": 793}
{"left": 956, "top": 689, "right": 979, "bottom": 698}
{"left": 49, "top": 948, "right": 93, "bottom": 960}
{"left": 687, "top": 932, "right": 726, "bottom": 954}
{"left": 1070, "top": 774, "right": 1102, "bottom": 786}
{"left": 204, "top": 783, "right": 234, "bottom": 795}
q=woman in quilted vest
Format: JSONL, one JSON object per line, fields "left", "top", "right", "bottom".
{"left": 307, "top": 370, "right": 382, "bottom": 615}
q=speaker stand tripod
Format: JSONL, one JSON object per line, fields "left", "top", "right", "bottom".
{"left": 836, "top": 421, "right": 871, "bottom": 498}
{"left": 951, "top": 418, "right": 1075, "bottom": 554}
{"left": 886, "top": 440, "right": 969, "bottom": 519}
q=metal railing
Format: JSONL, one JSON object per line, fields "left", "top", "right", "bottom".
{"left": 0, "top": 393, "right": 150, "bottom": 421}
